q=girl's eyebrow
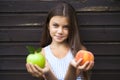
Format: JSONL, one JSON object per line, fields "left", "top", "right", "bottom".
{"left": 63, "top": 24, "right": 69, "bottom": 27}
{"left": 53, "top": 22, "right": 69, "bottom": 26}
{"left": 52, "top": 21, "right": 58, "bottom": 24}
{"left": 52, "top": 20, "right": 69, "bottom": 26}
{"left": 52, "top": 21, "right": 59, "bottom": 25}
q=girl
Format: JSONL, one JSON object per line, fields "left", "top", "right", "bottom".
{"left": 26, "top": 2, "right": 94, "bottom": 80}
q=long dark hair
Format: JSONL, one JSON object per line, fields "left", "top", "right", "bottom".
{"left": 40, "top": 2, "right": 90, "bottom": 80}
{"left": 40, "top": 2, "right": 83, "bottom": 56}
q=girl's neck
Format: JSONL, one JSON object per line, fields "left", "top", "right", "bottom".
{"left": 49, "top": 42, "right": 70, "bottom": 59}
{"left": 50, "top": 41, "right": 69, "bottom": 49}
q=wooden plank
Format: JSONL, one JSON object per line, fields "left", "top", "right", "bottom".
{"left": 0, "top": 14, "right": 46, "bottom": 27}
{"left": 0, "top": 56, "right": 120, "bottom": 70}
{"left": 0, "top": 43, "right": 40, "bottom": 56}
{"left": 85, "top": 43, "right": 120, "bottom": 56}
{"left": 0, "top": 1, "right": 57, "bottom": 13}
{"left": 0, "top": 70, "right": 120, "bottom": 80}
{"left": 80, "top": 28, "right": 120, "bottom": 41}
{"left": 0, "top": 71, "right": 120, "bottom": 80}
{"left": 0, "top": 27, "right": 120, "bottom": 42}
{"left": 0, "top": 72, "right": 40, "bottom": 80}
{"left": 0, "top": 0, "right": 120, "bottom": 12}
{"left": 77, "top": 12, "right": 120, "bottom": 25}
{"left": 91, "top": 70, "right": 120, "bottom": 80}
{"left": 94, "top": 56, "right": 120, "bottom": 70}
{"left": 0, "top": 12, "right": 120, "bottom": 26}
{"left": 0, "top": 57, "right": 26, "bottom": 70}
{"left": 0, "top": 42, "right": 120, "bottom": 56}
{"left": 0, "top": 28, "right": 42, "bottom": 42}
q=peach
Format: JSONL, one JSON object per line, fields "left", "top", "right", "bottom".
{"left": 75, "top": 50, "right": 94, "bottom": 65}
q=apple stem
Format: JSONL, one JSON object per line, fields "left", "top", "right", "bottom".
{"left": 36, "top": 48, "right": 42, "bottom": 53}
{"left": 26, "top": 46, "right": 35, "bottom": 54}
{"left": 26, "top": 46, "right": 42, "bottom": 54}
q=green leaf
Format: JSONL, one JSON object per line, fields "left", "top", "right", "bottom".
{"left": 36, "top": 47, "right": 42, "bottom": 53}
{"left": 26, "top": 46, "right": 35, "bottom": 54}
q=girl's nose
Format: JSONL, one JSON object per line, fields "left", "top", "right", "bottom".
{"left": 58, "top": 27, "right": 63, "bottom": 33}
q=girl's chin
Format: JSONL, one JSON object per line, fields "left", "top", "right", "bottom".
{"left": 55, "top": 40, "right": 64, "bottom": 43}
{"left": 54, "top": 39, "right": 65, "bottom": 43}
{"left": 53, "top": 37, "right": 67, "bottom": 43}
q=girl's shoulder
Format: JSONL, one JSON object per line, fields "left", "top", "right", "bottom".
{"left": 41, "top": 45, "right": 49, "bottom": 56}
{"left": 41, "top": 48, "right": 45, "bottom": 56}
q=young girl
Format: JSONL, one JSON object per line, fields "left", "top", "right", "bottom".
{"left": 26, "top": 2, "right": 94, "bottom": 80}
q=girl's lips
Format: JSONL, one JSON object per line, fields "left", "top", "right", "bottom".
{"left": 56, "top": 36, "right": 63, "bottom": 39}
{"left": 55, "top": 35, "right": 64, "bottom": 39}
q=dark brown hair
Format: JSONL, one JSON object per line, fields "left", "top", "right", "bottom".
{"left": 40, "top": 2, "right": 83, "bottom": 56}
{"left": 40, "top": 2, "right": 90, "bottom": 80}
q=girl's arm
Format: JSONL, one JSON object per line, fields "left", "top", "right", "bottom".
{"left": 44, "top": 69, "right": 57, "bottom": 80}
{"left": 26, "top": 49, "right": 57, "bottom": 80}
{"left": 64, "top": 46, "right": 86, "bottom": 80}
{"left": 64, "top": 63, "right": 77, "bottom": 80}
{"left": 64, "top": 58, "right": 83, "bottom": 80}
{"left": 26, "top": 59, "right": 57, "bottom": 80}
{"left": 64, "top": 57, "right": 94, "bottom": 80}
{"left": 41, "top": 49, "right": 57, "bottom": 80}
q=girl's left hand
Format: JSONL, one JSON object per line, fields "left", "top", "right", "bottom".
{"left": 70, "top": 58, "right": 94, "bottom": 71}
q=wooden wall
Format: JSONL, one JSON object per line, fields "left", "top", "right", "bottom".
{"left": 0, "top": 0, "right": 120, "bottom": 80}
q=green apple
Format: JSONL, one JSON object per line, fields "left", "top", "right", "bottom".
{"left": 26, "top": 46, "right": 46, "bottom": 68}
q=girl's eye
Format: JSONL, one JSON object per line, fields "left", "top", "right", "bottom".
{"left": 53, "top": 23, "right": 59, "bottom": 28}
{"left": 63, "top": 26, "right": 69, "bottom": 29}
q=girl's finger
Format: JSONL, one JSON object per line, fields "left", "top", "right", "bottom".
{"left": 26, "top": 63, "right": 33, "bottom": 73}
{"left": 78, "top": 61, "right": 89, "bottom": 70}
{"left": 70, "top": 59, "right": 77, "bottom": 68}
{"left": 85, "top": 61, "right": 94, "bottom": 71}
{"left": 76, "top": 58, "right": 83, "bottom": 67}
{"left": 30, "top": 64, "right": 38, "bottom": 73}
{"left": 27, "top": 63, "right": 40, "bottom": 77}
{"left": 34, "top": 64, "right": 44, "bottom": 75}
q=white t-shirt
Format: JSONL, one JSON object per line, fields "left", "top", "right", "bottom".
{"left": 44, "top": 45, "right": 82, "bottom": 80}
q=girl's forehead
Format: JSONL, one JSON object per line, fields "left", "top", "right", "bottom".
{"left": 50, "top": 16, "right": 69, "bottom": 24}
{"left": 51, "top": 16, "right": 68, "bottom": 20}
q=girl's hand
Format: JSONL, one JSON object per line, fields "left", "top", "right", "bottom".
{"left": 26, "top": 63, "right": 49, "bottom": 78}
{"left": 70, "top": 58, "right": 94, "bottom": 71}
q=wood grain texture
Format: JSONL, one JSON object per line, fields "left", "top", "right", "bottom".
{"left": 0, "top": 0, "right": 120, "bottom": 80}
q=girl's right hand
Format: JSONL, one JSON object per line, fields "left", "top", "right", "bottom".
{"left": 26, "top": 63, "right": 49, "bottom": 78}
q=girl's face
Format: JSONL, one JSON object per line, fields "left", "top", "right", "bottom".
{"left": 49, "top": 16, "right": 69, "bottom": 43}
